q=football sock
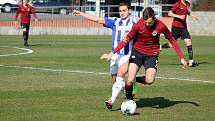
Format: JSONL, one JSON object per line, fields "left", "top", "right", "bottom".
{"left": 187, "top": 45, "right": 193, "bottom": 60}
{"left": 125, "top": 82, "right": 133, "bottom": 99}
{"left": 135, "top": 76, "right": 147, "bottom": 84}
{"left": 161, "top": 43, "right": 170, "bottom": 49}
{"left": 110, "top": 77, "right": 125, "bottom": 103}
{"left": 23, "top": 31, "right": 29, "bottom": 42}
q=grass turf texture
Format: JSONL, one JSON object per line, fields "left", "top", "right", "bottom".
{"left": 0, "top": 35, "right": 215, "bottom": 121}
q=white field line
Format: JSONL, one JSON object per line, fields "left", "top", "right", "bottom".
{"left": 0, "top": 46, "right": 33, "bottom": 57}
{"left": 0, "top": 64, "right": 214, "bottom": 84}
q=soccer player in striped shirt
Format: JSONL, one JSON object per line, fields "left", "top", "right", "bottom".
{"left": 14, "top": 0, "right": 37, "bottom": 46}
{"left": 161, "top": 0, "right": 198, "bottom": 67}
{"left": 73, "top": 2, "right": 142, "bottom": 109}
{"left": 101, "top": 7, "right": 187, "bottom": 100}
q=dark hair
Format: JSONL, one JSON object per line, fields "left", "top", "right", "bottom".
{"left": 119, "top": 2, "right": 131, "bottom": 9}
{"left": 142, "top": 7, "right": 155, "bottom": 20}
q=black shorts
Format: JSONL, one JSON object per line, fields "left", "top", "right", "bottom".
{"left": 129, "top": 49, "right": 158, "bottom": 70}
{"left": 171, "top": 26, "right": 191, "bottom": 40}
{"left": 21, "top": 23, "right": 30, "bottom": 31}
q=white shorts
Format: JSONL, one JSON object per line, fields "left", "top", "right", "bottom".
{"left": 110, "top": 54, "right": 130, "bottom": 75}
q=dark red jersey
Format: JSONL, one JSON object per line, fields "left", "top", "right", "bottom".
{"left": 112, "top": 19, "right": 184, "bottom": 60}
{"left": 15, "top": 5, "right": 37, "bottom": 24}
{"left": 171, "top": 0, "right": 190, "bottom": 28}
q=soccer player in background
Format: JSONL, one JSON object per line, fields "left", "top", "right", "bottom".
{"left": 73, "top": 2, "right": 144, "bottom": 109}
{"left": 161, "top": 0, "right": 198, "bottom": 67}
{"left": 14, "top": 0, "right": 37, "bottom": 46}
{"left": 101, "top": 7, "right": 187, "bottom": 100}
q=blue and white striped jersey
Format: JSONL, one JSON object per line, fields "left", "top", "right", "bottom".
{"left": 104, "top": 15, "right": 139, "bottom": 55}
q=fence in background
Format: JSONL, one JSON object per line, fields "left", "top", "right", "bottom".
{"left": 0, "top": 4, "right": 215, "bottom": 36}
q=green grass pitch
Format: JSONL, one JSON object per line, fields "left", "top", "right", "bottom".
{"left": 0, "top": 35, "right": 215, "bottom": 121}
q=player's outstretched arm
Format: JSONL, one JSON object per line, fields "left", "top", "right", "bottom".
{"left": 189, "top": 12, "right": 199, "bottom": 21}
{"left": 180, "top": 58, "right": 188, "bottom": 69}
{"left": 100, "top": 52, "right": 114, "bottom": 61}
{"left": 162, "top": 24, "right": 188, "bottom": 68}
{"left": 73, "top": 10, "right": 105, "bottom": 24}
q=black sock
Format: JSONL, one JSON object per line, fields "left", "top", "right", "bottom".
{"left": 23, "top": 32, "right": 28, "bottom": 42}
{"left": 125, "top": 83, "right": 133, "bottom": 99}
{"left": 161, "top": 43, "right": 170, "bottom": 49}
{"left": 136, "top": 76, "right": 147, "bottom": 84}
{"left": 187, "top": 45, "right": 193, "bottom": 60}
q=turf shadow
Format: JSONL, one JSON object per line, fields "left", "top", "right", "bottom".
{"left": 135, "top": 97, "right": 200, "bottom": 109}
{"left": 161, "top": 61, "right": 211, "bottom": 67}
{"left": 28, "top": 44, "right": 52, "bottom": 47}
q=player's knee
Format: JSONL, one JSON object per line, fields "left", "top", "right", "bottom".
{"left": 145, "top": 77, "right": 155, "bottom": 85}
{"left": 184, "top": 39, "right": 192, "bottom": 45}
{"left": 117, "top": 70, "right": 127, "bottom": 78}
{"left": 23, "top": 28, "right": 27, "bottom": 32}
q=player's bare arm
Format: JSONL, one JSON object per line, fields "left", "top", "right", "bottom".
{"left": 181, "top": 58, "right": 188, "bottom": 68}
{"left": 100, "top": 52, "right": 114, "bottom": 61}
{"left": 73, "top": 10, "right": 105, "bottom": 24}
{"left": 168, "top": 10, "right": 185, "bottom": 20}
{"left": 170, "top": 40, "right": 188, "bottom": 68}
{"left": 189, "top": 12, "right": 199, "bottom": 20}
{"left": 121, "top": 33, "right": 128, "bottom": 42}
{"left": 101, "top": 38, "right": 128, "bottom": 61}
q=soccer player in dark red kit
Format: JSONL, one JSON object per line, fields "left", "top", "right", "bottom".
{"left": 161, "top": 0, "right": 198, "bottom": 67}
{"left": 14, "top": 0, "right": 38, "bottom": 46}
{"left": 101, "top": 7, "right": 188, "bottom": 100}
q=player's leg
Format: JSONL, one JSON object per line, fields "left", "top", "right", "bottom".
{"left": 105, "top": 58, "right": 118, "bottom": 109}
{"left": 110, "top": 59, "right": 118, "bottom": 84}
{"left": 117, "top": 55, "right": 140, "bottom": 95}
{"left": 144, "top": 56, "right": 158, "bottom": 85}
{"left": 21, "top": 23, "right": 27, "bottom": 46}
{"left": 105, "top": 56, "right": 129, "bottom": 109}
{"left": 161, "top": 26, "right": 179, "bottom": 49}
{"left": 125, "top": 49, "right": 142, "bottom": 99}
{"left": 111, "top": 74, "right": 117, "bottom": 84}
{"left": 135, "top": 55, "right": 158, "bottom": 85}
{"left": 125, "top": 63, "right": 139, "bottom": 99}
{"left": 182, "top": 28, "right": 198, "bottom": 67}
{"left": 184, "top": 38, "right": 193, "bottom": 65}
{"left": 25, "top": 24, "right": 30, "bottom": 46}
{"left": 135, "top": 76, "right": 147, "bottom": 84}
{"left": 21, "top": 23, "right": 29, "bottom": 46}
{"left": 105, "top": 76, "right": 125, "bottom": 109}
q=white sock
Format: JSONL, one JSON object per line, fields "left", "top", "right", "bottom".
{"left": 110, "top": 77, "right": 125, "bottom": 104}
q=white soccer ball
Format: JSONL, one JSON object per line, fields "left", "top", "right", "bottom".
{"left": 121, "top": 99, "right": 137, "bottom": 115}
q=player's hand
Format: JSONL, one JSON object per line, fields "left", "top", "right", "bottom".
{"left": 121, "top": 33, "right": 128, "bottom": 42}
{"left": 14, "top": 21, "right": 19, "bottom": 29}
{"left": 100, "top": 52, "right": 114, "bottom": 61}
{"left": 14, "top": 21, "right": 18, "bottom": 24}
{"left": 180, "top": 58, "right": 188, "bottom": 69}
{"left": 192, "top": 15, "right": 199, "bottom": 21}
{"left": 73, "top": 10, "right": 82, "bottom": 16}
{"left": 179, "top": 15, "right": 186, "bottom": 20}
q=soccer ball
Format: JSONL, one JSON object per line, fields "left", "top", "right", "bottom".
{"left": 121, "top": 99, "right": 137, "bottom": 115}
